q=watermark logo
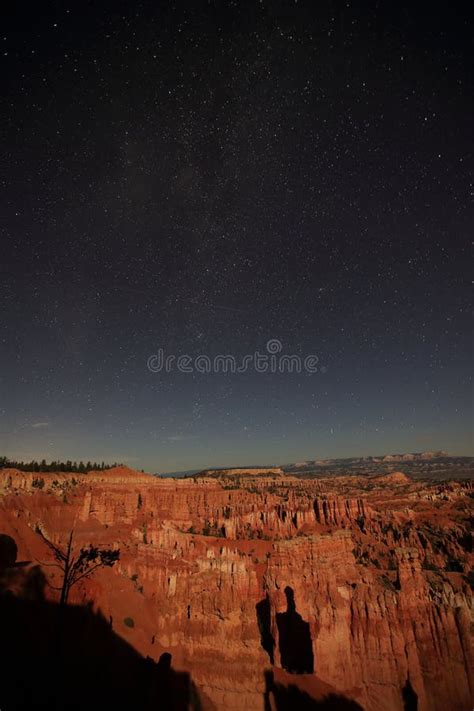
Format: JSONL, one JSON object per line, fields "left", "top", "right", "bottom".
{"left": 147, "top": 339, "right": 326, "bottom": 375}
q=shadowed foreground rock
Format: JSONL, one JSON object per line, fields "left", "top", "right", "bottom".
{"left": 0, "top": 534, "right": 202, "bottom": 711}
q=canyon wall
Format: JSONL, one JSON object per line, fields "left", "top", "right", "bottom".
{"left": 0, "top": 467, "right": 472, "bottom": 710}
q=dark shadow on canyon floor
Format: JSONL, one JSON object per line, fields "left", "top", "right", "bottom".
{"left": 276, "top": 586, "right": 314, "bottom": 674}
{"left": 402, "top": 678, "right": 418, "bottom": 711}
{"left": 0, "top": 533, "right": 201, "bottom": 711}
{"left": 264, "top": 671, "right": 365, "bottom": 710}
{"left": 256, "top": 594, "right": 275, "bottom": 664}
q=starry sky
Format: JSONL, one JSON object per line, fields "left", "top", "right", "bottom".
{"left": 1, "top": 1, "right": 472, "bottom": 472}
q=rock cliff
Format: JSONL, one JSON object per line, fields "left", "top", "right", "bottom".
{"left": 0, "top": 467, "right": 472, "bottom": 710}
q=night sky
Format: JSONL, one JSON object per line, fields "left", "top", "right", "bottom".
{"left": 1, "top": 2, "right": 472, "bottom": 472}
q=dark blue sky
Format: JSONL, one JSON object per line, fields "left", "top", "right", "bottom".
{"left": 1, "top": 1, "right": 472, "bottom": 471}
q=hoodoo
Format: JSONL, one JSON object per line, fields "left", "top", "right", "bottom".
{"left": 0, "top": 467, "right": 472, "bottom": 710}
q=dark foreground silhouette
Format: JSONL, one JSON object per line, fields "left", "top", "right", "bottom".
{"left": 0, "top": 534, "right": 201, "bottom": 711}
{"left": 276, "top": 586, "right": 314, "bottom": 674}
{"left": 256, "top": 586, "right": 314, "bottom": 674}
{"left": 264, "top": 671, "right": 364, "bottom": 710}
{"left": 402, "top": 678, "right": 418, "bottom": 711}
{"left": 256, "top": 595, "right": 275, "bottom": 664}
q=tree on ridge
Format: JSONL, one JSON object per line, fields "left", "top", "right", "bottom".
{"left": 39, "top": 529, "right": 119, "bottom": 606}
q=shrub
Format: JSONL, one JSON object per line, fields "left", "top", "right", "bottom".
{"left": 446, "top": 559, "right": 463, "bottom": 572}
{"left": 123, "top": 617, "right": 134, "bottom": 628}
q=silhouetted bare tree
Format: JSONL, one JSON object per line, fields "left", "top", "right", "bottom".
{"left": 39, "top": 529, "right": 119, "bottom": 605}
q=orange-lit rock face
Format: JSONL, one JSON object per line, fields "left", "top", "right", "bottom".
{"left": 0, "top": 467, "right": 472, "bottom": 710}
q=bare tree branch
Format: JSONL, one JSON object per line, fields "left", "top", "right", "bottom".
{"left": 36, "top": 528, "right": 119, "bottom": 605}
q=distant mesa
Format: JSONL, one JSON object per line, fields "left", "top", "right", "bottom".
{"left": 284, "top": 451, "right": 451, "bottom": 470}
{"left": 195, "top": 467, "right": 285, "bottom": 478}
{"left": 381, "top": 451, "right": 449, "bottom": 462}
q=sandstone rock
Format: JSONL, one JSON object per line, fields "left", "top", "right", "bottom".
{"left": 0, "top": 468, "right": 472, "bottom": 710}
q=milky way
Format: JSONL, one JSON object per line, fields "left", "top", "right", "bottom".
{"left": 1, "top": 2, "right": 472, "bottom": 470}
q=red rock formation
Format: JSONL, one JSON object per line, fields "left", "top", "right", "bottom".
{"left": 0, "top": 467, "right": 472, "bottom": 710}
